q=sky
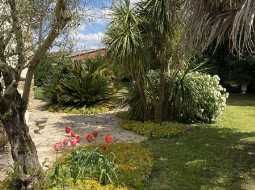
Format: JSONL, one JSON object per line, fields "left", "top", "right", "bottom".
{"left": 72, "top": 0, "right": 138, "bottom": 51}
{"left": 71, "top": 0, "right": 113, "bottom": 51}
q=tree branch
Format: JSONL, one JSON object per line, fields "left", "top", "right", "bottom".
{"left": 7, "top": 0, "right": 26, "bottom": 78}
{"left": 22, "top": 0, "right": 71, "bottom": 106}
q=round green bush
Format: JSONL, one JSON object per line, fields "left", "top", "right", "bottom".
{"left": 175, "top": 72, "right": 229, "bottom": 123}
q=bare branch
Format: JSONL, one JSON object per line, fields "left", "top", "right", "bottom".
{"left": 22, "top": 0, "right": 72, "bottom": 106}
{"left": 7, "top": 0, "right": 26, "bottom": 77}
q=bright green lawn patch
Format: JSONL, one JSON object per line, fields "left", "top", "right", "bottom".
{"left": 217, "top": 94, "right": 255, "bottom": 133}
{"left": 143, "top": 94, "right": 255, "bottom": 190}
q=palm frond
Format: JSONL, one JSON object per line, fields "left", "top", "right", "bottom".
{"left": 184, "top": 0, "right": 255, "bottom": 55}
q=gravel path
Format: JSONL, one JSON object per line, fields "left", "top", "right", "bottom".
{"left": 0, "top": 99, "right": 146, "bottom": 181}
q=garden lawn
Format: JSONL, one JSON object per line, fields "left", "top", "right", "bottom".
{"left": 143, "top": 94, "right": 255, "bottom": 190}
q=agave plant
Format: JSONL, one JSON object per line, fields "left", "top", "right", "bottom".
{"left": 45, "top": 56, "right": 112, "bottom": 108}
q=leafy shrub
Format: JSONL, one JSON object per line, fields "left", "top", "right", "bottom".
{"left": 34, "top": 54, "right": 68, "bottom": 87}
{"left": 175, "top": 72, "right": 229, "bottom": 123}
{"left": 34, "top": 86, "right": 46, "bottom": 100}
{"left": 45, "top": 57, "right": 112, "bottom": 108}
{"left": 34, "top": 55, "right": 53, "bottom": 87}
{"left": 126, "top": 69, "right": 228, "bottom": 123}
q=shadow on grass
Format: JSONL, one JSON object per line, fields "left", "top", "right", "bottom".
{"left": 227, "top": 94, "right": 255, "bottom": 107}
{"left": 143, "top": 126, "right": 255, "bottom": 190}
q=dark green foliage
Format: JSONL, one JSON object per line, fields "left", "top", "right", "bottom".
{"left": 44, "top": 56, "right": 112, "bottom": 108}
{"left": 34, "top": 55, "right": 53, "bottom": 87}
{"left": 202, "top": 44, "right": 255, "bottom": 92}
{"left": 126, "top": 86, "right": 148, "bottom": 121}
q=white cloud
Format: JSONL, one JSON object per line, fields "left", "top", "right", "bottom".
{"left": 71, "top": 31, "right": 105, "bottom": 50}
{"left": 80, "top": 8, "right": 112, "bottom": 20}
{"left": 78, "top": 32, "right": 104, "bottom": 41}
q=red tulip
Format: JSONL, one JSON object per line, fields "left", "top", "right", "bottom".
{"left": 85, "top": 133, "right": 94, "bottom": 143}
{"left": 53, "top": 142, "right": 63, "bottom": 151}
{"left": 65, "top": 127, "right": 71, "bottom": 134}
{"left": 68, "top": 130, "right": 76, "bottom": 137}
{"left": 92, "top": 130, "right": 99, "bottom": 138}
{"left": 71, "top": 139, "right": 78, "bottom": 146}
{"left": 75, "top": 135, "right": 81, "bottom": 143}
{"left": 63, "top": 137, "right": 69, "bottom": 145}
{"left": 104, "top": 135, "right": 113, "bottom": 144}
{"left": 70, "top": 131, "right": 76, "bottom": 137}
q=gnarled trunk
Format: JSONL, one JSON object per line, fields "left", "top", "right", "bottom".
{"left": 2, "top": 95, "right": 42, "bottom": 190}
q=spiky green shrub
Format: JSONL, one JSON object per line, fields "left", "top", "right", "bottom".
{"left": 45, "top": 57, "right": 112, "bottom": 108}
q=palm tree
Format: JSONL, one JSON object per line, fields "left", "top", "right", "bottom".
{"left": 139, "top": 0, "right": 182, "bottom": 122}
{"left": 105, "top": 0, "right": 182, "bottom": 122}
{"left": 183, "top": 0, "right": 255, "bottom": 55}
{"left": 104, "top": 0, "right": 149, "bottom": 120}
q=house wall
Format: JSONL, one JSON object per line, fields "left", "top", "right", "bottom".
{"left": 71, "top": 48, "right": 107, "bottom": 62}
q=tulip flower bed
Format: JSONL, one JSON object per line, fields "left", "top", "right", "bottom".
{"left": 48, "top": 124, "right": 153, "bottom": 189}
{"left": 52, "top": 124, "right": 112, "bottom": 152}
{"left": 47, "top": 143, "right": 153, "bottom": 190}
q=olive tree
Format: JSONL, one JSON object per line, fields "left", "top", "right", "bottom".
{"left": 0, "top": 0, "right": 78, "bottom": 188}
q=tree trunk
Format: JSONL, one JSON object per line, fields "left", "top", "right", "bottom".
{"left": 131, "top": 72, "right": 149, "bottom": 121}
{"left": 2, "top": 95, "right": 43, "bottom": 190}
{"left": 155, "top": 65, "right": 166, "bottom": 123}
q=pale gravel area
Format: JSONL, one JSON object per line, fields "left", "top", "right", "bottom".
{"left": 0, "top": 99, "right": 146, "bottom": 181}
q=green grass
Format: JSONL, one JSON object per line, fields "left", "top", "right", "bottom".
{"left": 3, "top": 94, "right": 255, "bottom": 190}
{"left": 143, "top": 94, "right": 255, "bottom": 190}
